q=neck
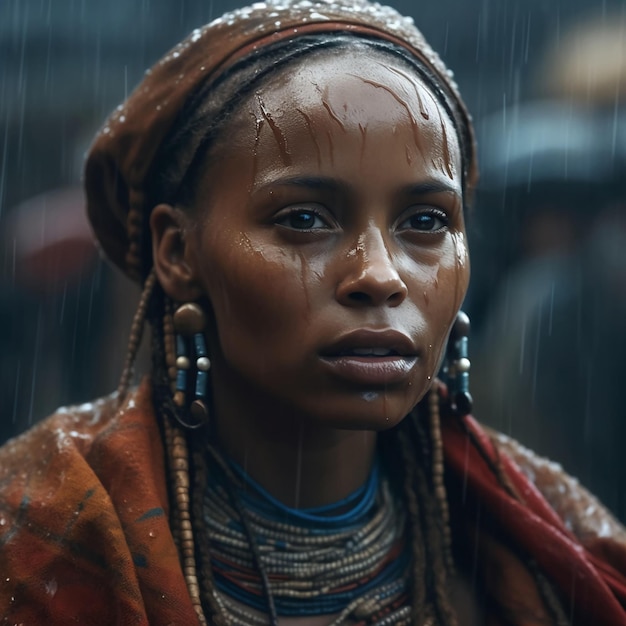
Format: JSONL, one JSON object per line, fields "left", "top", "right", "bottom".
{"left": 211, "top": 372, "right": 378, "bottom": 510}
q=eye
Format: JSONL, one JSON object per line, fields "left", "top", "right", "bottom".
{"left": 398, "top": 208, "right": 448, "bottom": 233}
{"left": 275, "top": 207, "right": 331, "bottom": 231}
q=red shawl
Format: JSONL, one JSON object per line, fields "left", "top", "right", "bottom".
{"left": 1, "top": 379, "right": 625, "bottom": 624}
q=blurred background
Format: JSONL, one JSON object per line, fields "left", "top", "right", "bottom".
{"left": 1, "top": 0, "right": 625, "bottom": 519}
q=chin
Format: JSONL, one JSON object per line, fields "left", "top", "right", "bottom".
{"left": 305, "top": 389, "right": 421, "bottom": 431}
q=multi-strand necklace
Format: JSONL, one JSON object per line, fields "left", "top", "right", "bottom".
{"left": 202, "top": 452, "right": 411, "bottom": 625}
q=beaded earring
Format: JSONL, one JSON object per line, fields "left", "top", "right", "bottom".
{"left": 165, "top": 301, "right": 211, "bottom": 428}
{"left": 443, "top": 310, "right": 473, "bottom": 417}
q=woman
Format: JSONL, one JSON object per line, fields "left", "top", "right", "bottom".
{"left": 1, "top": 0, "right": 626, "bottom": 624}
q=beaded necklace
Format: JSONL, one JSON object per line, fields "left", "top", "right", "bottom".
{"left": 203, "top": 449, "right": 411, "bottom": 625}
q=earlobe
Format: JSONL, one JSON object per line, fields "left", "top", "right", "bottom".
{"left": 150, "top": 203, "right": 203, "bottom": 302}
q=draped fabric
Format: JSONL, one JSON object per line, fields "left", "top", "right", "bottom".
{"left": 1, "top": 379, "right": 625, "bottom": 625}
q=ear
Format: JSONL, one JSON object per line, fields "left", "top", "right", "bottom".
{"left": 150, "top": 203, "right": 204, "bottom": 302}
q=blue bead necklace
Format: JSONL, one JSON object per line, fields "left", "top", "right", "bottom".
{"left": 203, "top": 451, "right": 410, "bottom": 624}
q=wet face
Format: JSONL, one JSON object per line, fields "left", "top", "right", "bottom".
{"left": 185, "top": 50, "right": 469, "bottom": 430}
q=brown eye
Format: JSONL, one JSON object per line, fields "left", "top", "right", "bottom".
{"left": 276, "top": 208, "right": 329, "bottom": 230}
{"left": 399, "top": 209, "right": 448, "bottom": 232}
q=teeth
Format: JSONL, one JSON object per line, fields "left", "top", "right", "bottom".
{"left": 351, "top": 348, "right": 393, "bottom": 356}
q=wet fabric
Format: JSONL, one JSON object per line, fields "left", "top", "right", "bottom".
{"left": 1, "top": 380, "right": 625, "bottom": 625}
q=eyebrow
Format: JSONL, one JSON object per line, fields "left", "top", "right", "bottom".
{"left": 254, "top": 176, "right": 342, "bottom": 193}
{"left": 254, "top": 176, "right": 461, "bottom": 198}
{"left": 401, "top": 181, "right": 462, "bottom": 199}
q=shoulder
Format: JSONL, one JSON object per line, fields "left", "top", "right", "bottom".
{"left": 0, "top": 379, "right": 168, "bottom": 624}
{"left": 0, "top": 378, "right": 161, "bottom": 510}
{"left": 0, "top": 391, "right": 120, "bottom": 469}
{"left": 489, "top": 428, "right": 626, "bottom": 547}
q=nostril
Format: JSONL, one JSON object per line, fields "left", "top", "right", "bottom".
{"left": 387, "top": 291, "right": 405, "bottom": 306}
{"left": 348, "top": 292, "right": 371, "bottom": 303}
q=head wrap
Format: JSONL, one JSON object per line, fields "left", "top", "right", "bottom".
{"left": 85, "top": 0, "right": 477, "bottom": 282}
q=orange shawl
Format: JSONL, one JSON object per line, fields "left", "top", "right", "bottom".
{"left": 1, "top": 379, "right": 625, "bottom": 624}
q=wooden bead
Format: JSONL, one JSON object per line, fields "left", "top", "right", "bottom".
{"left": 173, "top": 457, "right": 189, "bottom": 471}
{"left": 173, "top": 303, "right": 206, "bottom": 335}
{"left": 173, "top": 391, "right": 186, "bottom": 407}
{"left": 172, "top": 444, "right": 188, "bottom": 459}
{"left": 173, "top": 472, "right": 189, "bottom": 489}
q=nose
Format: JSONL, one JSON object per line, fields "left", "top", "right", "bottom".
{"left": 335, "top": 229, "right": 408, "bottom": 308}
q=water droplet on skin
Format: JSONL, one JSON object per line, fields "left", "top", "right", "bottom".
{"left": 297, "top": 108, "right": 322, "bottom": 167}
{"left": 250, "top": 115, "right": 265, "bottom": 188}
{"left": 256, "top": 93, "right": 291, "bottom": 165}
{"left": 149, "top": 531, "right": 155, "bottom": 538}
{"left": 357, "top": 76, "right": 425, "bottom": 159}
{"left": 352, "top": 121, "right": 368, "bottom": 165}
{"left": 320, "top": 97, "right": 346, "bottom": 132}
{"left": 297, "top": 250, "right": 311, "bottom": 320}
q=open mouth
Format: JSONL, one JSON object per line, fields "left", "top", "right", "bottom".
{"left": 319, "top": 331, "right": 418, "bottom": 385}
{"left": 336, "top": 347, "right": 401, "bottom": 357}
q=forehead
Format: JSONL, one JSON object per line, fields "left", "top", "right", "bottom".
{"left": 240, "top": 48, "right": 451, "bottom": 131}
{"left": 211, "top": 48, "right": 462, "bottom": 191}
{"left": 251, "top": 49, "right": 450, "bottom": 127}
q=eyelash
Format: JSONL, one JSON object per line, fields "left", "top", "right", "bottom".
{"left": 274, "top": 207, "right": 333, "bottom": 231}
{"left": 397, "top": 208, "right": 449, "bottom": 233}
{"left": 274, "top": 206, "right": 449, "bottom": 234}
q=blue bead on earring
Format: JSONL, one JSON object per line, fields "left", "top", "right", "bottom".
{"left": 173, "top": 303, "right": 210, "bottom": 428}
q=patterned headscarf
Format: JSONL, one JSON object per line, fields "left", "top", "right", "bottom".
{"left": 84, "top": 0, "right": 477, "bottom": 282}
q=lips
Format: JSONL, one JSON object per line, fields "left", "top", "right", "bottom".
{"left": 319, "top": 329, "right": 418, "bottom": 385}
{"left": 320, "top": 329, "right": 418, "bottom": 357}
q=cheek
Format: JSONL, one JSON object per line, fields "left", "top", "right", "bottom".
{"left": 415, "top": 238, "right": 469, "bottom": 367}
{"left": 202, "top": 234, "right": 318, "bottom": 346}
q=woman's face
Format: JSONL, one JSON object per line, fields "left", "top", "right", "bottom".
{"left": 185, "top": 50, "right": 469, "bottom": 430}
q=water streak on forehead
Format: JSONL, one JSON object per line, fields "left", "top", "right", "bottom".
{"left": 256, "top": 93, "right": 291, "bottom": 166}
{"left": 229, "top": 54, "right": 461, "bottom": 191}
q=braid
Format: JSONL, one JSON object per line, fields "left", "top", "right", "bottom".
{"left": 205, "top": 445, "right": 280, "bottom": 626}
{"left": 395, "top": 426, "right": 428, "bottom": 624}
{"left": 117, "top": 269, "right": 157, "bottom": 401}
{"left": 428, "top": 383, "right": 454, "bottom": 572}
{"left": 382, "top": 386, "right": 458, "bottom": 626}
{"left": 190, "top": 439, "right": 231, "bottom": 625}
{"left": 149, "top": 286, "right": 229, "bottom": 624}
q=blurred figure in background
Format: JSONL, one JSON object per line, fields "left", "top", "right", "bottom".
{"left": 470, "top": 10, "right": 626, "bottom": 521}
